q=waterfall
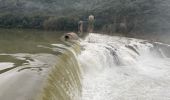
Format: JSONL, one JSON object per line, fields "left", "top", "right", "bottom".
{"left": 37, "top": 33, "right": 170, "bottom": 100}
{"left": 38, "top": 42, "right": 82, "bottom": 100}
{"left": 80, "top": 33, "right": 170, "bottom": 100}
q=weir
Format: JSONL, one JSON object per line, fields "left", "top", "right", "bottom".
{"left": 38, "top": 41, "right": 82, "bottom": 100}
{"left": 38, "top": 33, "right": 170, "bottom": 100}
{"left": 0, "top": 33, "right": 170, "bottom": 100}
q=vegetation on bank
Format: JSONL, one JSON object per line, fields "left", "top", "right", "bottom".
{"left": 0, "top": 14, "right": 81, "bottom": 31}
{"left": 0, "top": 14, "right": 46, "bottom": 29}
{"left": 0, "top": 0, "right": 169, "bottom": 35}
{"left": 43, "top": 17, "right": 78, "bottom": 31}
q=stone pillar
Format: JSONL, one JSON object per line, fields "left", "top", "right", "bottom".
{"left": 78, "top": 21, "right": 83, "bottom": 36}
{"left": 88, "top": 15, "right": 95, "bottom": 33}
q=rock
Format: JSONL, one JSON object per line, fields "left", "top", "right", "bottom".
{"left": 64, "top": 32, "right": 79, "bottom": 41}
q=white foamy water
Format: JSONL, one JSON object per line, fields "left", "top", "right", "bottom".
{"left": 80, "top": 33, "right": 170, "bottom": 100}
{"left": 0, "top": 62, "right": 14, "bottom": 70}
{"left": 0, "top": 33, "right": 170, "bottom": 100}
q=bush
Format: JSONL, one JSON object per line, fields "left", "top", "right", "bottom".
{"left": 43, "top": 17, "right": 78, "bottom": 31}
{"left": 0, "top": 14, "right": 47, "bottom": 29}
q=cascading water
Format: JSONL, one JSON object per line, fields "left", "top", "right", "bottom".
{"left": 38, "top": 33, "right": 170, "bottom": 100}
{"left": 79, "top": 33, "right": 170, "bottom": 100}
{"left": 38, "top": 41, "right": 82, "bottom": 100}
{"left": 0, "top": 33, "right": 170, "bottom": 100}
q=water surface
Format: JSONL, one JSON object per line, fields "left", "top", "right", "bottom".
{"left": 0, "top": 29, "right": 66, "bottom": 100}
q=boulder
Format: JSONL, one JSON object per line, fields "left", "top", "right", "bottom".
{"left": 64, "top": 32, "right": 79, "bottom": 41}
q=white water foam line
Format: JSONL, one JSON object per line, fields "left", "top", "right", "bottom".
{"left": 80, "top": 33, "right": 170, "bottom": 100}
{"left": 0, "top": 62, "right": 14, "bottom": 70}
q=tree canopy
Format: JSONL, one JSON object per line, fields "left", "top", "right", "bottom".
{"left": 0, "top": 0, "right": 169, "bottom": 35}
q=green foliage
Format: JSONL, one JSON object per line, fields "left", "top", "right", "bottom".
{"left": 0, "top": 0, "right": 169, "bottom": 34}
{"left": 43, "top": 17, "right": 78, "bottom": 31}
{"left": 92, "top": 0, "right": 162, "bottom": 34}
{"left": 0, "top": 14, "right": 47, "bottom": 29}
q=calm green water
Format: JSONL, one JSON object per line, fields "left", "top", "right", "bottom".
{"left": 0, "top": 29, "right": 64, "bottom": 53}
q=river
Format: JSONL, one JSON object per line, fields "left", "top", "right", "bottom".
{"left": 0, "top": 29, "right": 170, "bottom": 100}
